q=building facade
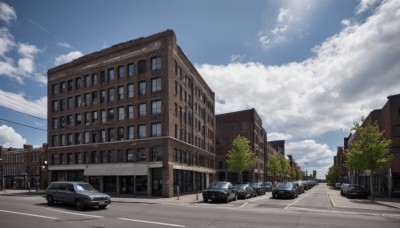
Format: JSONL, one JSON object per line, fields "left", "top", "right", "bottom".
{"left": 215, "top": 109, "right": 266, "bottom": 183}
{"left": 47, "top": 30, "right": 215, "bottom": 197}
{"left": 0, "top": 144, "right": 48, "bottom": 190}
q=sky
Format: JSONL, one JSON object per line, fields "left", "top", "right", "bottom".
{"left": 0, "top": 0, "right": 399, "bottom": 179}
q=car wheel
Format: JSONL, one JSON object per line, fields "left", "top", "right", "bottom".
{"left": 225, "top": 196, "right": 230, "bottom": 203}
{"left": 47, "top": 195, "right": 55, "bottom": 205}
{"left": 203, "top": 198, "right": 208, "bottom": 202}
{"left": 75, "top": 199, "right": 85, "bottom": 210}
{"left": 272, "top": 194, "right": 276, "bottom": 199}
{"left": 99, "top": 205, "right": 107, "bottom": 209}
{"left": 292, "top": 193, "right": 295, "bottom": 199}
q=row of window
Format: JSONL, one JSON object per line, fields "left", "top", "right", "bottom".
{"left": 51, "top": 100, "right": 161, "bottom": 129}
{"left": 217, "top": 122, "right": 249, "bottom": 132}
{"left": 51, "top": 57, "right": 162, "bottom": 95}
{"left": 51, "top": 147, "right": 162, "bottom": 165}
{"left": 51, "top": 78, "right": 161, "bottom": 112}
{"left": 51, "top": 123, "right": 162, "bottom": 147}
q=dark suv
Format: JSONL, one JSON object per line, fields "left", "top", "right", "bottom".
{"left": 44, "top": 181, "right": 111, "bottom": 210}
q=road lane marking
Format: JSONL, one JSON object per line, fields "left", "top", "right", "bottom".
{"left": 44, "top": 207, "right": 104, "bottom": 218}
{"left": 120, "top": 217, "right": 185, "bottom": 227}
{"left": 0, "top": 209, "right": 58, "bottom": 220}
{"left": 240, "top": 202, "right": 249, "bottom": 208}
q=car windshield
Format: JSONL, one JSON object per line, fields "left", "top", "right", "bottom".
{"left": 209, "top": 182, "right": 228, "bottom": 188}
{"left": 250, "top": 183, "right": 259, "bottom": 187}
{"left": 234, "top": 184, "right": 246, "bottom": 189}
{"left": 75, "top": 183, "right": 98, "bottom": 192}
{"left": 276, "top": 182, "right": 292, "bottom": 188}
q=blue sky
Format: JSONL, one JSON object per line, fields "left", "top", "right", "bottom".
{"left": 1, "top": 0, "right": 399, "bottom": 178}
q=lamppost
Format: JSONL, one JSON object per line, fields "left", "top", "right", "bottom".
{"left": 0, "top": 158, "right": 5, "bottom": 193}
{"left": 41, "top": 160, "right": 47, "bottom": 189}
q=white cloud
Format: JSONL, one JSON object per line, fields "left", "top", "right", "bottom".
{"left": 0, "top": 125, "right": 27, "bottom": 148}
{"left": 0, "top": 89, "right": 47, "bottom": 119}
{"left": 57, "top": 41, "right": 72, "bottom": 49}
{"left": 0, "top": 2, "right": 17, "bottom": 25}
{"left": 258, "top": 0, "right": 315, "bottom": 48}
{"left": 286, "top": 140, "right": 335, "bottom": 179}
{"left": 356, "top": 0, "right": 380, "bottom": 14}
{"left": 267, "top": 132, "right": 292, "bottom": 141}
{"left": 54, "top": 51, "right": 83, "bottom": 66}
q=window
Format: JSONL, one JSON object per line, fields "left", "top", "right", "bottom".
{"left": 128, "top": 63, "right": 134, "bottom": 77}
{"left": 151, "top": 147, "right": 162, "bottom": 161}
{"left": 394, "top": 125, "right": 400, "bottom": 137}
{"left": 84, "top": 131, "right": 90, "bottom": 143}
{"left": 100, "top": 151, "right": 106, "bottom": 163}
{"left": 152, "top": 78, "right": 161, "bottom": 92}
{"left": 67, "top": 134, "right": 72, "bottom": 145}
{"left": 128, "top": 105, "right": 134, "bottom": 119}
{"left": 75, "top": 95, "right": 81, "bottom": 108}
{"left": 151, "top": 100, "right": 161, "bottom": 115}
{"left": 101, "top": 110, "right": 106, "bottom": 123}
{"left": 118, "top": 66, "right": 124, "bottom": 79}
{"left": 91, "top": 151, "right": 97, "bottom": 163}
{"left": 139, "top": 103, "right": 146, "bottom": 117}
{"left": 92, "top": 111, "right": 98, "bottom": 124}
{"left": 118, "top": 106, "right": 125, "bottom": 120}
{"left": 67, "top": 80, "right": 73, "bottom": 91}
{"left": 60, "top": 99, "right": 66, "bottom": 111}
{"left": 108, "top": 108, "right": 114, "bottom": 121}
{"left": 52, "top": 118, "right": 58, "bottom": 129}
{"left": 100, "top": 129, "right": 106, "bottom": 142}
{"left": 84, "top": 112, "right": 90, "bottom": 125}
{"left": 139, "top": 125, "right": 146, "bottom": 139}
{"left": 91, "top": 131, "right": 97, "bottom": 143}
{"left": 128, "top": 83, "right": 134, "bottom": 98}
{"left": 68, "top": 153, "right": 73, "bottom": 164}
{"left": 52, "top": 84, "right": 58, "bottom": 95}
{"left": 117, "top": 150, "right": 123, "bottom": 162}
{"left": 127, "top": 149, "right": 134, "bottom": 162}
{"left": 66, "top": 115, "right": 73, "bottom": 126}
{"left": 139, "top": 81, "right": 146, "bottom": 95}
{"left": 108, "top": 150, "right": 114, "bottom": 163}
{"left": 75, "top": 132, "right": 81, "bottom": 144}
{"left": 152, "top": 123, "right": 161, "bottom": 137}
{"left": 75, "top": 114, "right": 81, "bottom": 125}
{"left": 100, "top": 89, "right": 106, "bottom": 103}
{"left": 138, "top": 148, "right": 146, "bottom": 161}
{"left": 85, "top": 74, "right": 91, "bottom": 87}
{"left": 84, "top": 152, "right": 90, "bottom": 164}
{"left": 108, "top": 88, "right": 115, "bottom": 102}
{"left": 92, "top": 74, "right": 97, "bottom": 85}
{"left": 108, "top": 128, "right": 114, "bottom": 142}
{"left": 60, "top": 82, "right": 66, "bottom": 93}
{"left": 59, "top": 135, "right": 65, "bottom": 146}
{"left": 68, "top": 97, "right": 73, "bottom": 109}
{"left": 128, "top": 126, "right": 134, "bottom": 139}
{"left": 52, "top": 100, "right": 58, "bottom": 112}
{"left": 92, "top": 91, "right": 97, "bottom": 104}
{"left": 108, "top": 68, "right": 114, "bottom": 81}
{"left": 118, "top": 86, "right": 124, "bottom": 100}
{"left": 75, "top": 78, "right": 82, "bottom": 89}
{"left": 138, "top": 60, "right": 146, "bottom": 74}
{"left": 151, "top": 56, "right": 161, "bottom": 70}
{"left": 118, "top": 127, "right": 124, "bottom": 140}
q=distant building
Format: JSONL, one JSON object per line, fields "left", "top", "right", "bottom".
{"left": 47, "top": 30, "right": 215, "bottom": 197}
{"left": 0, "top": 144, "right": 48, "bottom": 190}
{"left": 215, "top": 108, "right": 266, "bottom": 183}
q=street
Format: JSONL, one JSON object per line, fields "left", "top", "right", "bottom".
{"left": 1, "top": 184, "right": 400, "bottom": 228}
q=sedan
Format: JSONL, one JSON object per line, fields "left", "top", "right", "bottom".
{"left": 272, "top": 182, "right": 298, "bottom": 199}
{"left": 249, "top": 182, "right": 266, "bottom": 196}
{"left": 234, "top": 184, "right": 256, "bottom": 199}
{"left": 346, "top": 184, "right": 369, "bottom": 199}
{"left": 202, "top": 181, "right": 237, "bottom": 203}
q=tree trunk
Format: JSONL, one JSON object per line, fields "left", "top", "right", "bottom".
{"left": 370, "top": 170, "right": 374, "bottom": 201}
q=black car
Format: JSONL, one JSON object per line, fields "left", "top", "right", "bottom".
{"left": 272, "top": 182, "right": 298, "bottom": 199}
{"left": 346, "top": 184, "right": 369, "bottom": 199}
{"left": 340, "top": 183, "right": 350, "bottom": 196}
{"left": 249, "top": 182, "right": 266, "bottom": 196}
{"left": 262, "top": 182, "right": 273, "bottom": 192}
{"left": 202, "top": 181, "right": 237, "bottom": 203}
{"left": 234, "top": 184, "right": 256, "bottom": 199}
{"left": 292, "top": 181, "right": 305, "bottom": 194}
{"left": 43, "top": 181, "right": 111, "bottom": 210}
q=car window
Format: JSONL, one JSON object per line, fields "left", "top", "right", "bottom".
{"left": 75, "top": 183, "right": 97, "bottom": 192}
{"left": 57, "top": 183, "right": 67, "bottom": 190}
{"left": 67, "top": 184, "right": 75, "bottom": 192}
{"left": 209, "top": 182, "right": 228, "bottom": 188}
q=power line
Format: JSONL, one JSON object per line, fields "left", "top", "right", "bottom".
{"left": 0, "top": 93, "right": 46, "bottom": 113}
{"left": 0, "top": 117, "right": 47, "bottom": 131}
{"left": 0, "top": 104, "right": 46, "bottom": 121}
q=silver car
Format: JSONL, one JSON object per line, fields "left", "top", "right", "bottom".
{"left": 44, "top": 181, "right": 111, "bottom": 210}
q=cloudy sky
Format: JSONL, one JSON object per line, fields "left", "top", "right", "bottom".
{"left": 0, "top": 0, "right": 399, "bottom": 178}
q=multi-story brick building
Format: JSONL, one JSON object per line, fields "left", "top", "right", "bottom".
{"left": 215, "top": 109, "right": 266, "bottom": 183}
{"left": 0, "top": 144, "right": 48, "bottom": 190}
{"left": 348, "top": 94, "right": 400, "bottom": 197}
{"left": 47, "top": 30, "right": 215, "bottom": 197}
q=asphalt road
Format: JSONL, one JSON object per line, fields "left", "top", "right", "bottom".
{"left": 1, "top": 185, "right": 400, "bottom": 228}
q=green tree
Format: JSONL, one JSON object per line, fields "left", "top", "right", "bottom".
{"left": 266, "top": 154, "right": 281, "bottom": 182}
{"left": 278, "top": 153, "right": 291, "bottom": 181}
{"left": 345, "top": 121, "right": 392, "bottom": 200}
{"left": 226, "top": 135, "right": 259, "bottom": 183}
{"left": 326, "top": 165, "right": 340, "bottom": 185}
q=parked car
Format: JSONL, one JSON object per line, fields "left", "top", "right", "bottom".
{"left": 334, "top": 183, "right": 342, "bottom": 190}
{"left": 44, "top": 181, "right": 111, "bottom": 210}
{"left": 262, "top": 182, "right": 273, "bottom": 192}
{"left": 272, "top": 182, "right": 298, "bottom": 199}
{"left": 249, "top": 182, "right": 266, "bottom": 196}
{"left": 340, "top": 183, "right": 350, "bottom": 196}
{"left": 292, "top": 181, "right": 305, "bottom": 194}
{"left": 346, "top": 184, "right": 369, "bottom": 199}
{"left": 233, "top": 184, "right": 256, "bottom": 199}
{"left": 202, "top": 181, "right": 237, "bottom": 203}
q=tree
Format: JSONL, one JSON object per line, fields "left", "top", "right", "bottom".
{"left": 266, "top": 154, "right": 281, "bottom": 182}
{"left": 345, "top": 121, "right": 392, "bottom": 200}
{"left": 278, "top": 153, "right": 291, "bottom": 181}
{"left": 226, "top": 135, "right": 259, "bottom": 183}
{"left": 326, "top": 165, "right": 340, "bottom": 185}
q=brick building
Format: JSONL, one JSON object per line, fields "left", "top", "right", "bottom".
{"left": 47, "top": 30, "right": 215, "bottom": 197}
{"left": 0, "top": 144, "right": 48, "bottom": 190}
{"left": 215, "top": 109, "right": 266, "bottom": 183}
